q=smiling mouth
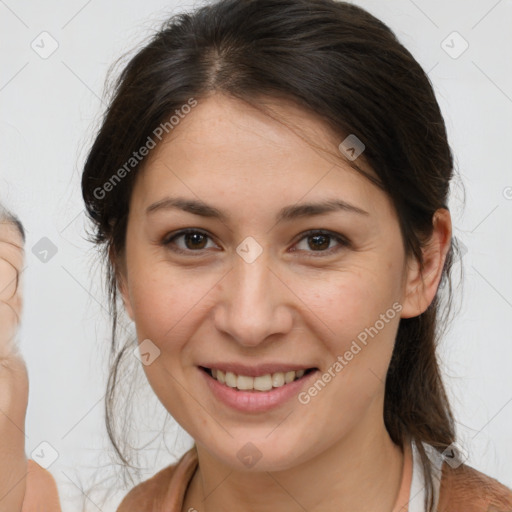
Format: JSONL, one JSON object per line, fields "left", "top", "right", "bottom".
{"left": 200, "top": 366, "right": 318, "bottom": 392}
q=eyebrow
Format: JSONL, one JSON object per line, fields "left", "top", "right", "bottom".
{"left": 145, "top": 196, "right": 369, "bottom": 222}
{"left": 146, "top": 197, "right": 370, "bottom": 222}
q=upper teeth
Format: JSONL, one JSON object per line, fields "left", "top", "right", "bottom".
{"left": 211, "top": 369, "right": 306, "bottom": 391}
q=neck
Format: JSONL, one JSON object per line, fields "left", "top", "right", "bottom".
{"left": 182, "top": 411, "right": 406, "bottom": 512}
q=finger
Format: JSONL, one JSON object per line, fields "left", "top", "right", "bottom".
{"left": 0, "top": 220, "right": 25, "bottom": 315}
{"left": 0, "top": 257, "right": 18, "bottom": 301}
{"left": 0, "top": 221, "right": 25, "bottom": 273}
{"left": 0, "top": 300, "right": 20, "bottom": 359}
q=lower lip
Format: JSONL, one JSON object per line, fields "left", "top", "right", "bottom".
{"left": 199, "top": 367, "right": 319, "bottom": 413}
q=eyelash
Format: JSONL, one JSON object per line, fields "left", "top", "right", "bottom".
{"left": 162, "top": 228, "right": 350, "bottom": 257}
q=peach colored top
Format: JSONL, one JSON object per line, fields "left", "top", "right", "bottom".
{"left": 22, "top": 439, "right": 512, "bottom": 511}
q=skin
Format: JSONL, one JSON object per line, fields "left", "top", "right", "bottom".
{"left": 117, "top": 92, "right": 452, "bottom": 512}
{"left": 0, "top": 215, "right": 28, "bottom": 511}
{"left": 0, "top": 214, "right": 62, "bottom": 512}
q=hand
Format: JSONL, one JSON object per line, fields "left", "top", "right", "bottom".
{"left": 0, "top": 208, "right": 29, "bottom": 512}
{"left": 0, "top": 212, "right": 25, "bottom": 364}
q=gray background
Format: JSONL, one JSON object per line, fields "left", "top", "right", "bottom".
{"left": 1, "top": 0, "right": 511, "bottom": 510}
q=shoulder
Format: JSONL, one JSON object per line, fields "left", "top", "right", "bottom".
{"left": 439, "top": 461, "right": 512, "bottom": 511}
{"left": 116, "top": 446, "right": 198, "bottom": 512}
{"left": 116, "top": 464, "right": 179, "bottom": 511}
{"left": 22, "top": 459, "right": 62, "bottom": 512}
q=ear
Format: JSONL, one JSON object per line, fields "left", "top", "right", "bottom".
{"left": 109, "top": 245, "right": 135, "bottom": 322}
{"left": 400, "top": 208, "right": 452, "bottom": 319}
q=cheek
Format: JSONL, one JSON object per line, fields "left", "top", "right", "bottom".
{"left": 127, "top": 264, "right": 215, "bottom": 350}
{"left": 295, "top": 274, "right": 402, "bottom": 434}
{"left": 298, "top": 260, "right": 403, "bottom": 405}
{"left": 302, "top": 263, "right": 403, "bottom": 344}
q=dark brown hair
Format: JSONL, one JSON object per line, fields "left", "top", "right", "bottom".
{"left": 81, "top": 0, "right": 462, "bottom": 509}
{"left": 0, "top": 205, "right": 25, "bottom": 242}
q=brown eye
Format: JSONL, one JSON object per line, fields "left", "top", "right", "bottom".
{"left": 292, "top": 230, "right": 349, "bottom": 256}
{"left": 163, "top": 229, "right": 217, "bottom": 254}
{"left": 307, "top": 233, "right": 330, "bottom": 251}
{"left": 182, "top": 232, "right": 208, "bottom": 250}
{"left": 162, "top": 228, "right": 349, "bottom": 257}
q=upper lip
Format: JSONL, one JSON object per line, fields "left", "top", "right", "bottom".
{"left": 199, "top": 363, "right": 317, "bottom": 378}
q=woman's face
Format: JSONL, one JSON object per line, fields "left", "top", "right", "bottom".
{"left": 119, "top": 93, "right": 428, "bottom": 471}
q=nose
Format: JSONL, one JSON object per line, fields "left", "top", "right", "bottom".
{"left": 213, "top": 249, "right": 294, "bottom": 348}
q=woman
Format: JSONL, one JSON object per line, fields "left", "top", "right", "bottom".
{"left": 3, "top": 0, "right": 512, "bottom": 510}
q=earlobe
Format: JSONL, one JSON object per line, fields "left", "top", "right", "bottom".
{"left": 400, "top": 208, "right": 452, "bottom": 319}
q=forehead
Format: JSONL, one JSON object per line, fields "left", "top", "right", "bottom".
{"left": 130, "top": 93, "right": 387, "bottom": 220}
